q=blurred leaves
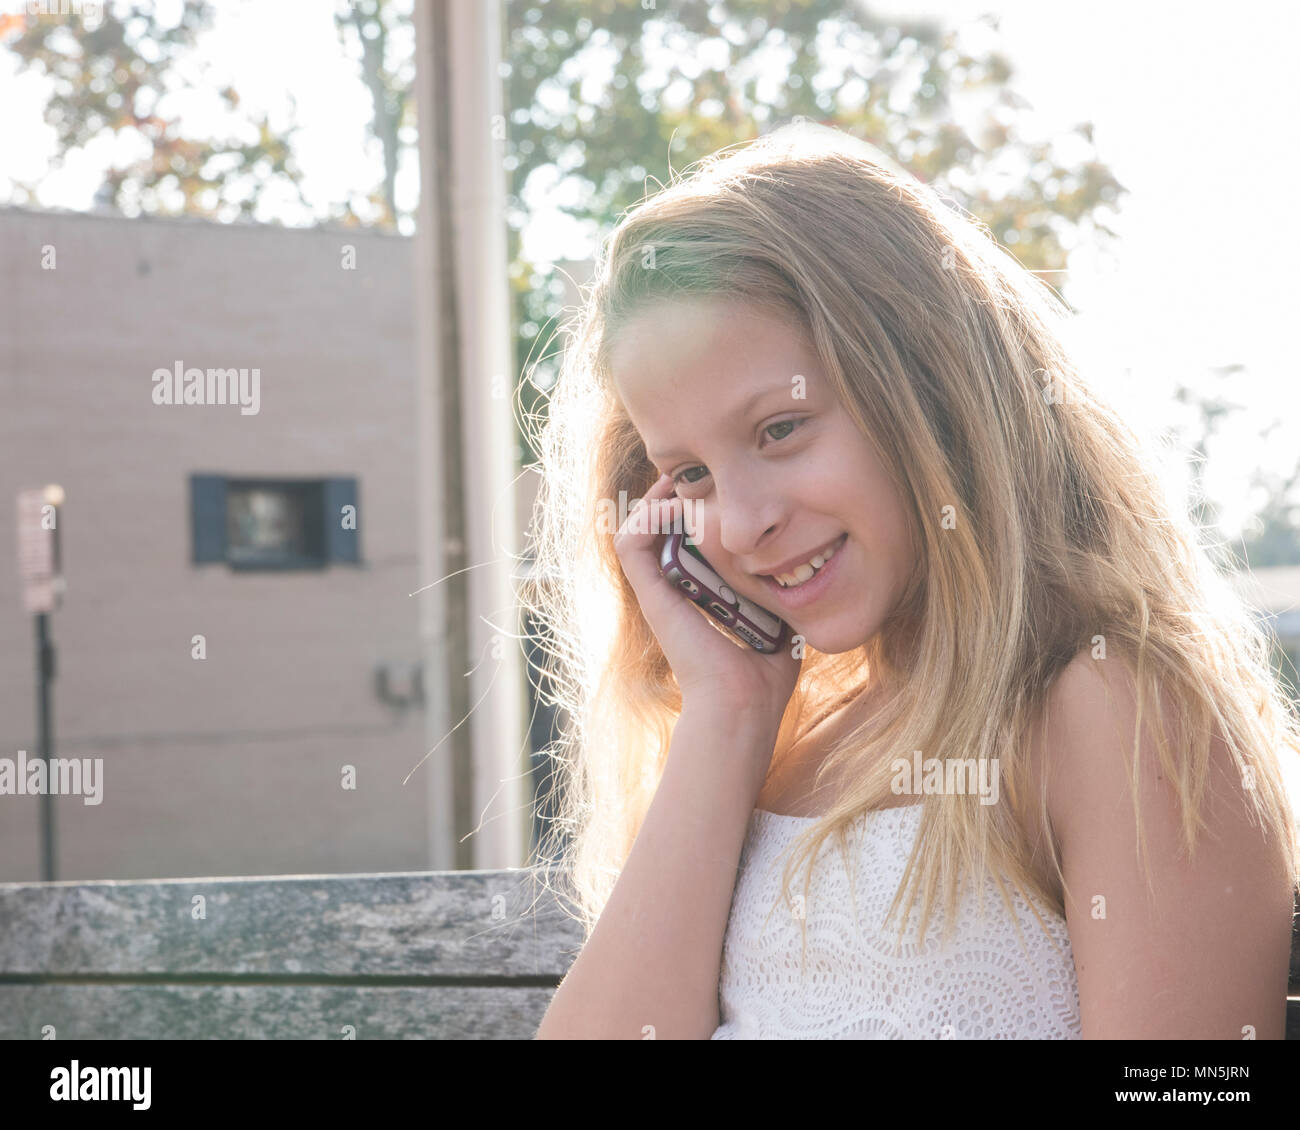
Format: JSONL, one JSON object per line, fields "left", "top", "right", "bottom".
{"left": 4, "top": 0, "right": 1125, "bottom": 300}
{"left": 1171, "top": 376, "right": 1300, "bottom": 567}
{"left": 332, "top": 0, "right": 415, "bottom": 229}
{"left": 3, "top": 0, "right": 310, "bottom": 219}
{"left": 6, "top": 0, "right": 1135, "bottom": 476}
{"left": 502, "top": 0, "right": 1126, "bottom": 446}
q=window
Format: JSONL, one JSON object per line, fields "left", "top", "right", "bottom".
{"left": 190, "top": 474, "right": 360, "bottom": 569}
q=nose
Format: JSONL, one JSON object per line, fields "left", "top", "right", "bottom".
{"left": 713, "top": 473, "right": 784, "bottom": 562}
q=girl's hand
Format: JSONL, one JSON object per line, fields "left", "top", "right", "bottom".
{"left": 612, "top": 473, "right": 801, "bottom": 730}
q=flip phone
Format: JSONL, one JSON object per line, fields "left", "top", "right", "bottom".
{"left": 659, "top": 530, "right": 789, "bottom": 653}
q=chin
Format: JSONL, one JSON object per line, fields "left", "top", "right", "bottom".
{"left": 792, "top": 620, "right": 872, "bottom": 656}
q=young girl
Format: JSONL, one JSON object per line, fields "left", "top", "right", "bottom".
{"left": 525, "top": 122, "right": 1300, "bottom": 1040}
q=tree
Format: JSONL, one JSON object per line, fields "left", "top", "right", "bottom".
{"left": 332, "top": 0, "right": 415, "bottom": 229}
{"left": 501, "top": 1, "right": 1125, "bottom": 451}
{"left": 1170, "top": 374, "right": 1300, "bottom": 567}
{"left": 5, "top": 0, "right": 1128, "bottom": 459}
{"left": 1238, "top": 451, "right": 1300, "bottom": 568}
{"left": 2, "top": 0, "right": 311, "bottom": 220}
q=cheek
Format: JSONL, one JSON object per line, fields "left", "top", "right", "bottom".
{"left": 837, "top": 465, "right": 910, "bottom": 550}
{"left": 865, "top": 494, "right": 912, "bottom": 557}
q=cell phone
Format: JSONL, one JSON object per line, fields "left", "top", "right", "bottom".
{"left": 659, "top": 530, "right": 790, "bottom": 654}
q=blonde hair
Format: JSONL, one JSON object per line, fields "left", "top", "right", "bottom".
{"left": 519, "top": 122, "right": 1300, "bottom": 965}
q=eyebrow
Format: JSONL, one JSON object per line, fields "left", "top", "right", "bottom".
{"left": 645, "top": 382, "right": 794, "bottom": 462}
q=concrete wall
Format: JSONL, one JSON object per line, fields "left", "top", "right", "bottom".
{"left": 0, "top": 207, "right": 435, "bottom": 882}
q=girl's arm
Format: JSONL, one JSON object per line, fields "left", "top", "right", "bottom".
{"left": 534, "top": 704, "right": 779, "bottom": 1040}
{"left": 1044, "top": 654, "right": 1296, "bottom": 1039}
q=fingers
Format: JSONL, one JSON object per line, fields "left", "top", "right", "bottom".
{"left": 613, "top": 475, "right": 683, "bottom": 591}
{"left": 617, "top": 475, "right": 674, "bottom": 538}
{"left": 634, "top": 490, "right": 686, "bottom": 544}
{"left": 644, "top": 472, "right": 676, "bottom": 500}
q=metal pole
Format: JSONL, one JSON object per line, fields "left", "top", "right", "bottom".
{"left": 36, "top": 611, "right": 56, "bottom": 882}
{"left": 414, "top": 0, "right": 525, "bottom": 870}
{"left": 412, "top": 0, "right": 459, "bottom": 871}
{"left": 446, "top": 0, "right": 525, "bottom": 871}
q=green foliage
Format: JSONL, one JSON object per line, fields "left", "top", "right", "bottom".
{"left": 6, "top": 0, "right": 1134, "bottom": 475}
{"left": 502, "top": 1, "right": 1124, "bottom": 456}
{"left": 3, "top": 0, "right": 310, "bottom": 218}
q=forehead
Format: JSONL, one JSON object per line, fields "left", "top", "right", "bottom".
{"left": 609, "top": 299, "right": 818, "bottom": 442}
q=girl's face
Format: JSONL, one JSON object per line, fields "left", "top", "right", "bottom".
{"left": 610, "top": 297, "right": 918, "bottom": 656}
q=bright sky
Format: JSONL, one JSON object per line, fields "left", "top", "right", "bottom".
{"left": 1, "top": 0, "right": 1295, "bottom": 539}
{"left": 907, "top": 0, "right": 1300, "bottom": 544}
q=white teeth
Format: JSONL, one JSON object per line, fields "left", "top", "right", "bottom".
{"left": 773, "top": 535, "right": 844, "bottom": 588}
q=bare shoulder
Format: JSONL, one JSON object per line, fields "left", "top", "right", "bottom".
{"left": 1018, "top": 650, "right": 1121, "bottom": 874}
{"left": 1035, "top": 647, "right": 1296, "bottom": 1038}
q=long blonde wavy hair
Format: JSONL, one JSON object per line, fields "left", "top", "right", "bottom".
{"left": 519, "top": 122, "right": 1300, "bottom": 963}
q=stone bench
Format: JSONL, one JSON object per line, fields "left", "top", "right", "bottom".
{"left": 0, "top": 872, "right": 1296, "bottom": 1038}
{"left": 0, "top": 870, "right": 581, "bottom": 1039}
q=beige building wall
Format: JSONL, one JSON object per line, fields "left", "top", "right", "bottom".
{"left": 0, "top": 207, "right": 437, "bottom": 882}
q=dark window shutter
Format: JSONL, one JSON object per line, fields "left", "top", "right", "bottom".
{"left": 191, "top": 475, "right": 227, "bottom": 563}
{"left": 323, "top": 477, "right": 360, "bottom": 563}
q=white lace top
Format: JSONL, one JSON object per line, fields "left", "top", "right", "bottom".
{"left": 710, "top": 804, "right": 1082, "bottom": 1039}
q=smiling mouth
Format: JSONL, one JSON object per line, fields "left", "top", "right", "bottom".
{"left": 762, "top": 532, "right": 847, "bottom": 587}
